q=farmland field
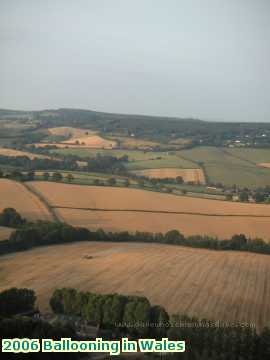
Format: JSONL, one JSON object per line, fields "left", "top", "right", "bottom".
{"left": 50, "top": 147, "right": 197, "bottom": 169}
{"left": 132, "top": 168, "right": 205, "bottom": 184}
{"left": 0, "top": 179, "right": 52, "bottom": 221}
{"left": 258, "top": 163, "right": 270, "bottom": 169}
{"left": 225, "top": 147, "right": 270, "bottom": 164}
{"left": 49, "top": 146, "right": 270, "bottom": 187}
{"left": 108, "top": 135, "right": 160, "bottom": 149}
{"left": 50, "top": 148, "right": 165, "bottom": 160}
{"left": 179, "top": 146, "right": 270, "bottom": 187}
{"left": 1, "top": 241, "right": 269, "bottom": 330}
{"left": 37, "top": 126, "right": 117, "bottom": 149}
{"left": 28, "top": 181, "right": 270, "bottom": 239}
{"left": 48, "top": 126, "right": 96, "bottom": 138}
{"left": 63, "top": 134, "right": 116, "bottom": 148}
{"left": 55, "top": 208, "right": 270, "bottom": 239}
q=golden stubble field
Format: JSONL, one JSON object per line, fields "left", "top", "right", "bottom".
{"left": 26, "top": 181, "right": 270, "bottom": 240}
{"left": 1, "top": 241, "right": 269, "bottom": 330}
{"left": 258, "top": 163, "right": 270, "bottom": 169}
{"left": 54, "top": 208, "right": 270, "bottom": 239}
{"left": 45, "top": 126, "right": 117, "bottom": 149}
{"left": 133, "top": 168, "right": 206, "bottom": 184}
{"left": 48, "top": 126, "right": 95, "bottom": 138}
{"left": 0, "top": 179, "right": 52, "bottom": 221}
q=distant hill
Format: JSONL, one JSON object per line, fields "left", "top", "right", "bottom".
{"left": 1, "top": 107, "right": 270, "bottom": 146}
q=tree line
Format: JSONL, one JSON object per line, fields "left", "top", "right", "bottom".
{"left": 50, "top": 288, "right": 168, "bottom": 338}
{"left": 0, "top": 153, "right": 127, "bottom": 175}
{"left": 51, "top": 288, "right": 270, "bottom": 360}
{"left": 0, "top": 288, "right": 79, "bottom": 359}
{"left": 1, "top": 208, "right": 270, "bottom": 257}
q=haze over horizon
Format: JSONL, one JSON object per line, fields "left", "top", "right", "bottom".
{"left": 1, "top": 0, "right": 270, "bottom": 122}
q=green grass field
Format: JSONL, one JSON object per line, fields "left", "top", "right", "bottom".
{"left": 178, "top": 147, "right": 270, "bottom": 188}
{"left": 50, "top": 146, "right": 270, "bottom": 188}
{"left": 50, "top": 148, "right": 161, "bottom": 160}
{"left": 50, "top": 148, "right": 197, "bottom": 169}
{"left": 225, "top": 148, "right": 270, "bottom": 164}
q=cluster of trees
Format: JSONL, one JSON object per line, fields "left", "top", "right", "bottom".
{"left": 132, "top": 174, "right": 184, "bottom": 186}
{"left": 0, "top": 286, "right": 269, "bottom": 359}
{"left": 210, "top": 184, "right": 270, "bottom": 204}
{"left": 93, "top": 177, "right": 130, "bottom": 187}
{"left": 0, "top": 155, "right": 78, "bottom": 171}
{"left": 0, "top": 287, "right": 79, "bottom": 359}
{"left": 0, "top": 317, "right": 79, "bottom": 359}
{"left": 238, "top": 187, "right": 270, "bottom": 203}
{"left": 51, "top": 288, "right": 270, "bottom": 360}
{"left": 86, "top": 154, "right": 127, "bottom": 174}
{"left": 92, "top": 230, "right": 270, "bottom": 254}
{"left": 0, "top": 153, "right": 127, "bottom": 175}
{"left": 0, "top": 288, "right": 36, "bottom": 317}
{"left": 168, "top": 314, "right": 270, "bottom": 360}
{"left": 0, "top": 208, "right": 25, "bottom": 228}
{"left": 0, "top": 169, "right": 75, "bottom": 183}
{"left": 50, "top": 288, "right": 168, "bottom": 337}
{"left": 0, "top": 220, "right": 90, "bottom": 254}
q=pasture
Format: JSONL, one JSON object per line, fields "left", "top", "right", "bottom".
{"left": 49, "top": 145, "right": 270, "bottom": 187}
{"left": 1, "top": 241, "right": 269, "bottom": 330}
{"left": 50, "top": 147, "right": 197, "bottom": 169}
{"left": 178, "top": 146, "right": 270, "bottom": 188}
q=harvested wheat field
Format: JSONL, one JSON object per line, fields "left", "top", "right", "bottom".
{"left": 1, "top": 242, "right": 269, "bottom": 330}
{"left": 0, "top": 147, "right": 49, "bottom": 160}
{"left": 29, "top": 181, "right": 270, "bottom": 216}
{"left": 0, "top": 226, "right": 13, "bottom": 241}
{"left": 63, "top": 134, "right": 116, "bottom": 148}
{"left": 55, "top": 208, "right": 270, "bottom": 240}
{"left": 48, "top": 126, "right": 96, "bottom": 138}
{"left": 28, "top": 181, "right": 270, "bottom": 239}
{"left": 0, "top": 179, "right": 52, "bottom": 221}
{"left": 257, "top": 163, "right": 270, "bottom": 168}
{"left": 42, "top": 127, "right": 117, "bottom": 149}
{"left": 133, "top": 168, "right": 205, "bottom": 184}
{"left": 115, "top": 136, "right": 160, "bottom": 149}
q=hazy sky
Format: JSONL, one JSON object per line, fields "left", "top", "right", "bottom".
{"left": 1, "top": 0, "right": 270, "bottom": 121}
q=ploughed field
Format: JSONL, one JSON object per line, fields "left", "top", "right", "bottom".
{"left": 28, "top": 181, "right": 270, "bottom": 240}
{"left": 0, "top": 241, "right": 269, "bottom": 330}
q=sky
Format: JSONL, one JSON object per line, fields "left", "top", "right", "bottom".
{"left": 0, "top": 0, "right": 270, "bottom": 122}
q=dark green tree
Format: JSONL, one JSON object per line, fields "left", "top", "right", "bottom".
{"left": 0, "top": 288, "right": 36, "bottom": 316}
{"left": 43, "top": 171, "right": 50, "bottom": 181}
{"left": 107, "top": 177, "right": 116, "bottom": 186}
{"left": 52, "top": 172, "right": 63, "bottom": 182}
